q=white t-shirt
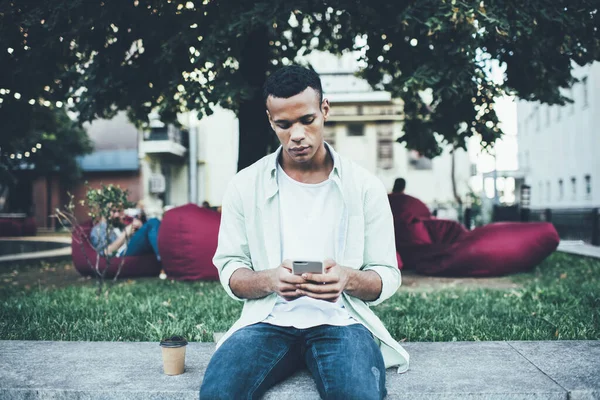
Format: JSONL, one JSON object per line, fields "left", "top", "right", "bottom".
{"left": 263, "top": 163, "right": 358, "bottom": 328}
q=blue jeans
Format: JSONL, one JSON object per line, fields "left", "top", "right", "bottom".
{"left": 200, "top": 323, "right": 387, "bottom": 400}
{"left": 124, "top": 218, "right": 161, "bottom": 260}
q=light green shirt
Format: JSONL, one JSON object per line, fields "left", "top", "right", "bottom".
{"left": 212, "top": 143, "right": 409, "bottom": 372}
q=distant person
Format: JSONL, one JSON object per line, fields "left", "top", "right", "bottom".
{"left": 392, "top": 178, "right": 406, "bottom": 194}
{"left": 90, "top": 206, "right": 161, "bottom": 261}
{"left": 202, "top": 200, "right": 211, "bottom": 208}
{"left": 388, "top": 177, "right": 431, "bottom": 220}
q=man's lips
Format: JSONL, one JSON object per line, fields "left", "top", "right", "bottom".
{"left": 290, "top": 146, "right": 310, "bottom": 155}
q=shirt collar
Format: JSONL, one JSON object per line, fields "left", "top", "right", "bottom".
{"left": 268, "top": 141, "right": 341, "bottom": 180}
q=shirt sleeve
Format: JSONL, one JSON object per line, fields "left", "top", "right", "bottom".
{"left": 90, "top": 222, "right": 108, "bottom": 255}
{"left": 360, "top": 178, "right": 401, "bottom": 307}
{"left": 212, "top": 180, "right": 253, "bottom": 301}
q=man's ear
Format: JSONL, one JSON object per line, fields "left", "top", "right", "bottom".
{"left": 321, "top": 98, "right": 330, "bottom": 120}
{"left": 266, "top": 110, "right": 275, "bottom": 130}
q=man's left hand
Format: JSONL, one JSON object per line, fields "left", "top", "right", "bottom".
{"left": 295, "top": 259, "right": 350, "bottom": 302}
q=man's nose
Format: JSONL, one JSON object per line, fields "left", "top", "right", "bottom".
{"left": 290, "top": 124, "right": 305, "bottom": 142}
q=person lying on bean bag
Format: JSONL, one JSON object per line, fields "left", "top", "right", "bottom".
{"left": 71, "top": 220, "right": 162, "bottom": 279}
{"left": 389, "top": 194, "right": 559, "bottom": 277}
{"left": 90, "top": 207, "right": 161, "bottom": 262}
{"left": 388, "top": 178, "right": 432, "bottom": 220}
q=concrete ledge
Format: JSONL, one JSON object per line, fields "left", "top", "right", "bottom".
{"left": 0, "top": 237, "right": 71, "bottom": 263}
{"left": 0, "top": 340, "right": 598, "bottom": 399}
{"left": 557, "top": 241, "right": 600, "bottom": 259}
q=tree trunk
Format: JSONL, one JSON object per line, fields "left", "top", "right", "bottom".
{"left": 237, "top": 26, "right": 275, "bottom": 171}
{"left": 450, "top": 147, "right": 463, "bottom": 207}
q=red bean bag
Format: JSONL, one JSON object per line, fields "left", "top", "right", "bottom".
{"left": 393, "top": 211, "right": 433, "bottom": 246}
{"left": 0, "top": 219, "right": 21, "bottom": 237}
{"left": 158, "top": 203, "right": 220, "bottom": 281}
{"left": 388, "top": 193, "right": 432, "bottom": 220}
{"left": 71, "top": 222, "right": 162, "bottom": 278}
{"left": 396, "top": 218, "right": 559, "bottom": 277}
{"left": 21, "top": 217, "right": 37, "bottom": 236}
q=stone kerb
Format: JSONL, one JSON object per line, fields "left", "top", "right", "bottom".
{"left": 1, "top": 340, "right": 599, "bottom": 399}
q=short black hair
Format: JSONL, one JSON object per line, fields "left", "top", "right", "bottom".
{"left": 393, "top": 178, "right": 406, "bottom": 193}
{"left": 263, "top": 65, "right": 323, "bottom": 106}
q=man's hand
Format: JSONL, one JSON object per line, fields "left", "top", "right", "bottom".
{"left": 295, "top": 259, "right": 350, "bottom": 302}
{"left": 270, "top": 259, "right": 307, "bottom": 301}
{"left": 125, "top": 219, "right": 143, "bottom": 236}
{"left": 131, "top": 218, "right": 143, "bottom": 232}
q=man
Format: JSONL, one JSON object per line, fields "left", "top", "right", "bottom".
{"left": 201, "top": 65, "right": 409, "bottom": 400}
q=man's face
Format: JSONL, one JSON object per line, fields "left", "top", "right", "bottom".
{"left": 266, "top": 87, "right": 330, "bottom": 166}
{"left": 109, "top": 208, "right": 124, "bottom": 226}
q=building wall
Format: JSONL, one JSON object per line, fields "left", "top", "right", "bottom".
{"left": 194, "top": 107, "right": 239, "bottom": 207}
{"left": 83, "top": 112, "right": 139, "bottom": 151}
{"left": 517, "top": 61, "right": 599, "bottom": 209}
{"left": 327, "top": 119, "right": 471, "bottom": 207}
{"left": 169, "top": 163, "right": 189, "bottom": 207}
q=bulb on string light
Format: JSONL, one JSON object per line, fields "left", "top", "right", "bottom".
{"left": 17, "top": 154, "right": 22, "bottom": 159}
{"left": 25, "top": 152, "right": 30, "bottom": 157}
{"left": 36, "top": 143, "right": 42, "bottom": 149}
{"left": 32, "top": 148, "right": 37, "bottom": 153}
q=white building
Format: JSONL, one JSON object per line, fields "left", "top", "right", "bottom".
{"left": 516, "top": 62, "right": 600, "bottom": 209}
{"left": 191, "top": 52, "right": 475, "bottom": 214}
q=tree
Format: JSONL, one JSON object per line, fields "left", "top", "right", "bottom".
{"left": 55, "top": 184, "right": 135, "bottom": 295}
{"left": 0, "top": 106, "right": 93, "bottom": 183}
{"left": 0, "top": 106, "right": 93, "bottom": 212}
{"left": 1, "top": 0, "right": 598, "bottom": 170}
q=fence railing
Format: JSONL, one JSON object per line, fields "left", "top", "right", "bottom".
{"left": 486, "top": 206, "right": 600, "bottom": 245}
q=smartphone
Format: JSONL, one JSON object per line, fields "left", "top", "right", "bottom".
{"left": 292, "top": 261, "right": 324, "bottom": 275}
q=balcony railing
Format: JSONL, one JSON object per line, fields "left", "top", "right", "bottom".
{"left": 141, "top": 125, "right": 188, "bottom": 157}
{"left": 144, "top": 126, "right": 189, "bottom": 148}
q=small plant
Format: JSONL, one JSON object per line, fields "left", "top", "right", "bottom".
{"left": 55, "top": 183, "right": 135, "bottom": 295}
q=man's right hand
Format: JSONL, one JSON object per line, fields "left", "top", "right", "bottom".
{"left": 271, "top": 259, "right": 306, "bottom": 301}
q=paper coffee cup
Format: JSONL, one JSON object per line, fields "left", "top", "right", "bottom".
{"left": 160, "top": 336, "right": 188, "bottom": 375}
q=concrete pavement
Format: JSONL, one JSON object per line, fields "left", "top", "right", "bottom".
{"left": 1, "top": 340, "right": 598, "bottom": 399}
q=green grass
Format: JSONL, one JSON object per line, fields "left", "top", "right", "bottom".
{"left": 1, "top": 252, "right": 598, "bottom": 342}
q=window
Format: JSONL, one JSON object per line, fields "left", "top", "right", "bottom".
{"left": 582, "top": 76, "right": 589, "bottom": 108}
{"left": 569, "top": 88, "right": 575, "bottom": 114}
{"left": 585, "top": 175, "right": 591, "bottom": 198}
{"left": 376, "top": 124, "right": 394, "bottom": 170}
{"left": 556, "top": 105, "right": 561, "bottom": 122}
{"left": 535, "top": 106, "right": 540, "bottom": 131}
{"left": 538, "top": 181, "right": 544, "bottom": 203}
{"left": 347, "top": 123, "right": 365, "bottom": 136}
{"left": 546, "top": 106, "right": 551, "bottom": 126}
{"left": 546, "top": 181, "right": 551, "bottom": 202}
{"left": 571, "top": 177, "right": 577, "bottom": 199}
{"left": 558, "top": 179, "right": 564, "bottom": 200}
